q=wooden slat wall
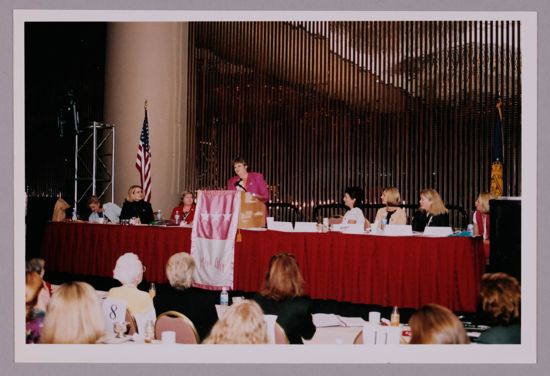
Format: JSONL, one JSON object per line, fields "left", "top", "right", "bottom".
{"left": 186, "top": 21, "right": 522, "bottom": 225}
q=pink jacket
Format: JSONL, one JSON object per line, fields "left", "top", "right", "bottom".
{"left": 227, "top": 172, "right": 270, "bottom": 202}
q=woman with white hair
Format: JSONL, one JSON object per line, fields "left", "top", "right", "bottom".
{"left": 108, "top": 252, "right": 155, "bottom": 333}
{"left": 153, "top": 252, "right": 219, "bottom": 340}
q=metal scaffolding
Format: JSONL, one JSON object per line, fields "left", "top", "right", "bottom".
{"left": 74, "top": 121, "right": 116, "bottom": 218}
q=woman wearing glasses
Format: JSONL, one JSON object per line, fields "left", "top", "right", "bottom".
{"left": 170, "top": 191, "right": 196, "bottom": 224}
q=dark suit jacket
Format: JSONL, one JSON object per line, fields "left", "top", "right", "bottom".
{"left": 411, "top": 211, "right": 449, "bottom": 232}
{"left": 153, "top": 286, "right": 220, "bottom": 341}
{"left": 120, "top": 200, "right": 154, "bottom": 224}
{"left": 252, "top": 293, "right": 316, "bottom": 344}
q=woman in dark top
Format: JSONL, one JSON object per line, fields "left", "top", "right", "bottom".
{"left": 252, "top": 252, "right": 316, "bottom": 344}
{"left": 477, "top": 272, "right": 521, "bottom": 344}
{"left": 119, "top": 185, "right": 154, "bottom": 224}
{"left": 153, "top": 252, "right": 219, "bottom": 341}
{"left": 411, "top": 188, "right": 449, "bottom": 232}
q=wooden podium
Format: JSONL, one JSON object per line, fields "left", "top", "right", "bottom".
{"left": 237, "top": 191, "right": 266, "bottom": 228}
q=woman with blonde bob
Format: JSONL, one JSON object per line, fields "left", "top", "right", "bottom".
{"left": 153, "top": 252, "right": 219, "bottom": 341}
{"left": 252, "top": 252, "right": 316, "bottom": 344}
{"left": 119, "top": 184, "right": 154, "bottom": 224}
{"left": 411, "top": 188, "right": 449, "bottom": 232}
{"left": 477, "top": 272, "right": 521, "bottom": 344}
{"left": 40, "top": 282, "right": 105, "bottom": 344}
{"left": 373, "top": 187, "right": 407, "bottom": 230}
{"left": 409, "top": 303, "right": 469, "bottom": 344}
{"left": 203, "top": 300, "right": 268, "bottom": 344}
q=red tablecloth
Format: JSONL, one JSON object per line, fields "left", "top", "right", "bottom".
{"left": 41, "top": 222, "right": 485, "bottom": 311}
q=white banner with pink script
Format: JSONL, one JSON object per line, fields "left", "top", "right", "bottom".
{"left": 190, "top": 190, "right": 241, "bottom": 290}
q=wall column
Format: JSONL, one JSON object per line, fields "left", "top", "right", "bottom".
{"left": 104, "top": 22, "right": 189, "bottom": 217}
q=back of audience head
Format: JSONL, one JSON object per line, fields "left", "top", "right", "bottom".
{"left": 409, "top": 303, "right": 469, "bottom": 344}
{"left": 479, "top": 272, "right": 520, "bottom": 325}
{"left": 203, "top": 300, "right": 268, "bottom": 344}
{"left": 261, "top": 252, "right": 304, "bottom": 301}
{"left": 25, "top": 271, "right": 43, "bottom": 320}
{"left": 26, "top": 258, "right": 46, "bottom": 278}
{"left": 166, "top": 252, "right": 196, "bottom": 290}
{"left": 113, "top": 252, "right": 144, "bottom": 286}
{"left": 40, "top": 281, "right": 105, "bottom": 344}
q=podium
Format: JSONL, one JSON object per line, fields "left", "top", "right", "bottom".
{"left": 237, "top": 191, "right": 266, "bottom": 229}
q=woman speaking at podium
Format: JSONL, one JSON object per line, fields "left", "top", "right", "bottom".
{"left": 227, "top": 157, "right": 270, "bottom": 202}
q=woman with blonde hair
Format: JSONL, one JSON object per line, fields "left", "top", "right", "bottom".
{"left": 40, "top": 281, "right": 105, "bottom": 344}
{"left": 153, "top": 252, "right": 219, "bottom": 340}
{"left": 119, "top": 185, "right": 154, "bottom": 224}
{"left": 409, "top": 303, "right": 469, "bottom": 344}
{"left": 252, "top": 252, "right": 315, "bottom": 344}
{"left": 477, "top": 272, "right": 521, "bottom": 344}
{"left": 203, "top": 300, "right": 269, "bottom": 344}
{"left": 373, "top": 187, "right": 407, "bottom": 230}
{"left": 473, "top": 192, "right": 494, "bottom": 260}
{"left": 411, "top": 188, "right": 449, "bottom": 232}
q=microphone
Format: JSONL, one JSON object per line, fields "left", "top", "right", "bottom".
{"left": 235, "top": 178, "right": 247, "bottom": 192}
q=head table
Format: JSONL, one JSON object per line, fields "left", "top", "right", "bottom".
{"left": 40, "top": 222, "right": 485, "bottom": 312}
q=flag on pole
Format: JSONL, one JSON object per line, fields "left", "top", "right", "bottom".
{"left": 490, "top": 98, "right": 504, "bottom": 198}
{"left": 136, "top": 101, "right": 152, "bottom": 202}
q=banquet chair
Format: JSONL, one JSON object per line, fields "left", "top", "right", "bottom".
{"left": 125, "top": 309, "right": 139, "bottom": 335}
{"left": 155, "top": 311, "right": 200, "bottom": 344}
{"left": 274, "top": 323, "right": 289, "bottom": 344}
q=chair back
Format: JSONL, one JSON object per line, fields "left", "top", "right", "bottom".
{"left": 155, "top": 311, "right": 200, "bottom": 344}
{"left": 274, "top": 322, "right": 289, "bottom": 344}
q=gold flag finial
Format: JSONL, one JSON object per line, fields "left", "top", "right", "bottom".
{"left": 144, "top": 100, "right": 148, "bottom": 110}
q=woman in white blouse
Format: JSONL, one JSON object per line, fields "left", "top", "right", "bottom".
{"left": 341, "top": 186, "right": 368, "bottom": 227}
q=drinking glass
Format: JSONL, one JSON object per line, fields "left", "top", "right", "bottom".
{"left": 149, "top": 282, "right": 156, "bottom": 298}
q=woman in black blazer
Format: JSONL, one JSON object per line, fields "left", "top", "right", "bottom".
{"left": 411, "top": 188, "right": 450, "bottom": 232}
{"left": 119, "top": 185, "right": 154, "bottom": 224}
{"left": 252, "top": 252, "right": 316, "bottom": 344}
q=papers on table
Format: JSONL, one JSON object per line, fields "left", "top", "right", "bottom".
{"left": 312, "top": 313, "right": 367, "bottom": 327}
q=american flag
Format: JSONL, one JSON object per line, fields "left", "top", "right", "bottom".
{"left": 136, "top": 107, "right": 152, "bottom": 201}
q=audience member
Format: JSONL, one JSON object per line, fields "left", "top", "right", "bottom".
{"left": 409, "top": 303, "right": 469, "bottom": 344}
{"left": 252, "top": 252, "right": 316, "bottom": 344}
{"left": 40, "top": 281, "right": 105, "bottom": 344}
{"left": 169, "top": 191, "right": 196, "bottom": 224}
{"left": 477, "top": 272, "right": 521, "bottom": 344}
{"left": 411, "top": 188, "right": 449, "bottom": 232}
{"left": 119, "top": 185, "right": 154, "bottom": 224}
{"left": 26, "top": 271, "right": 46, "bottom": 344}
{"left": 153, "top": 252, "right": 218, "bottom": 340}
{"left": 108, "top": 252, "right": 156, "bottom": 333}
{"left": 203, "top": 300, "right": 268, "bottom": 344}
{"left": 26, "top": 258, "right": 52, "bottom": 295}
{"left": 87, "top": 195, "right": 122, "bottom": 224}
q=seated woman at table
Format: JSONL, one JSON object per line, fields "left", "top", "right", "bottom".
{"left": 153, "top": 252, "right": 219, "bottom": 341}
{"left": 409, "top": 303, "right": 469, "bottom": 344}
{"left": 108, "top": 252, "right": 156, "bottom": 333}
{"left": 169, "top": 191, "right": 196, "bottom": 224}
{"left": 334, "top": 186, "right": 368, "bottom": 228}
{"left": 373, "top": 187, "right": 407, "bottom": 230}
{"left": 40, "top": 281, "right": 105, "bottom": 344}
{"left": 119, "top": 185, "right": 154, "bottom": 224}
{"left": 252, "top": 252, "right": 316, "bottom": 344}
{"left": 411, "top": 188, "right": 449, "bottom": 232}
{"left": 477, "top": 272, "right": 520, "bottom": 344}
{"left": 26, "top": 271, "right": 46, "bottom": 344}
{"left": 203, "top": 300, "right": 268, "bottom": 344}
{"left": 87, "top": 195, "right": 122, "bottom": 224}
{"left": 473, "top": 192, "right": 494, "bottom": 259}
{"left": 227, "top": 157, "right": 270, "bottom": 202}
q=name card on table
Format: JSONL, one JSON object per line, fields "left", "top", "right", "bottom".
{"left": 423, "top": 226, "right": 453, "bottom": 237}
{"left": 384, "top": 224, "right": 413, "bottom": 236}
{"left": 362, "top": 323, "right": 401, "bottom": 345}
{"left": 267, "top": 221, "right": 294, "bottom": 232}
{"left": 264, "top": 314, "right": 278, "bottom": 344}
{"left": 294, "top": 222, "right": 319, "bottom": 232}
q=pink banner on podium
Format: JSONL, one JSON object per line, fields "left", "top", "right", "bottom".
{"left": 190, "top": 190, "right": 241, "bottom": 290}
